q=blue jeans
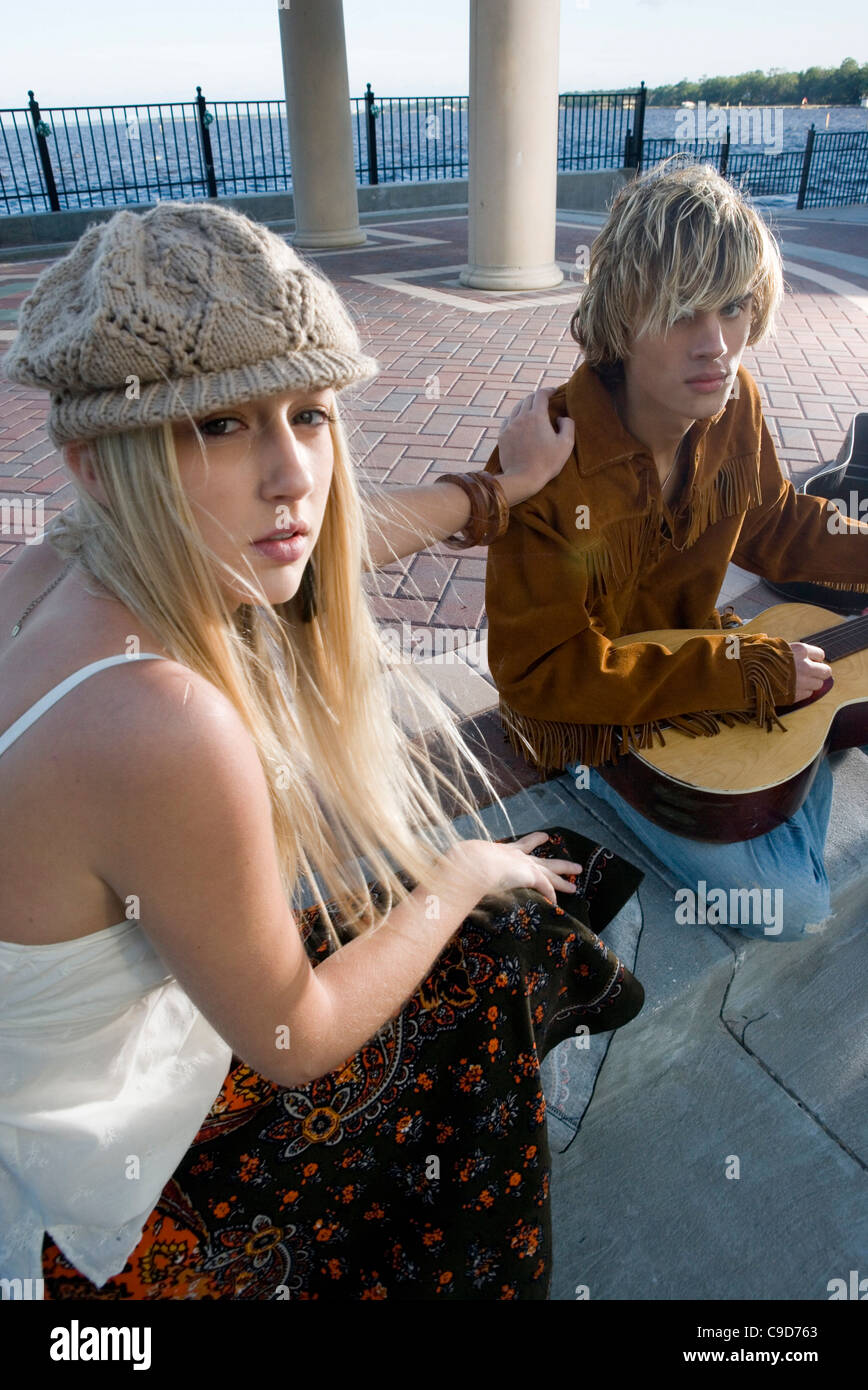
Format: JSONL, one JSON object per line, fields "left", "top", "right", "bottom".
{"left": 565, "top": 756, "right": 848, "bottom": 941}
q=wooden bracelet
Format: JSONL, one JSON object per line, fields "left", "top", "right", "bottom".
{"left": 434, "top": 472, "right": 491, "bottom": 548}
{"left": 473, "top": 471, "right": 510, "bottom": 544}
{"left": 434, "top": 471, "right": 510, "bottom": 548}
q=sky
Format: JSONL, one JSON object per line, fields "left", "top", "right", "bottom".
{"left": 1, "top": 0, "right": 864, "bottom": 107}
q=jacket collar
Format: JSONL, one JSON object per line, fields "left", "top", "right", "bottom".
{"left": 565, "top": 360, "right": 734, "bottom": 476}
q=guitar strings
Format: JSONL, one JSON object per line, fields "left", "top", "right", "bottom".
{"left": 800, "top": 613, "right": 868, "bottom": 662}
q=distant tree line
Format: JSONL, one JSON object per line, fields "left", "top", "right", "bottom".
{"left": 647, "top": 57, "right": 867, "bottom": 106}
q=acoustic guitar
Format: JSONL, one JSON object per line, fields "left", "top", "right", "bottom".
{"left": 597, "top": 602, "right": 868, "bottom": 843}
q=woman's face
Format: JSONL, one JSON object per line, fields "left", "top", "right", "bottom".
{"left": 171, "top": 386, "right": 336, "bottom": 612}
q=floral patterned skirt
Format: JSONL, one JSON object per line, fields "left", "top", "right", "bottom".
{"left": 41, "top": 827, "right": 644, "bottom": 1301}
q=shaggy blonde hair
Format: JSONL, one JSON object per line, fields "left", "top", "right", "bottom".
{"left": 571, "top": 158, "right": 784, "bottom": 377}
{"left": 46, "top": 400, "right": 507, "bottom": 948}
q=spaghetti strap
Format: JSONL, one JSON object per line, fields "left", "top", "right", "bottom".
{"left": 0, "top": 654, "right": 167, "bottom": 760}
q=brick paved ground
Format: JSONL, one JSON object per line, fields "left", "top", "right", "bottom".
{"left": 2, "top": 206, "right": 867, "bottom": 722}
{"left": 2, "top": 206, "right": 865, "bottom": 1307}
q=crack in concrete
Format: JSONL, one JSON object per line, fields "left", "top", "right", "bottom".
{"left": 548, "top": 783, "right": 868, "bottom": 1172}
{"left": 736, "top": 1010, "right": 770, "bottom": 1046}
{"left": 716, "top": 930, "right": 867, "bottom": 1173}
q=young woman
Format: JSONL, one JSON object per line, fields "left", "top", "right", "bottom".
{"left": 0, "top": 199, "right": 644, "bottom": 1300}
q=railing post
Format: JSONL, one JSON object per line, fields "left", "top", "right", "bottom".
{"left": 634, "top": 80, "right": 646, "bottom": 173}
{"left": 624, "top": 125, "right": 634, "bottom": 168}
{"left": 797, "top": 123, "right": 815, "bottom": 210}
{"left": 364, "top": 82, "right": 379, "bottom": 184}
{"left": 195, "top": 86, "right": 218, "bottom": 199}
{"left": 27, "top": 89, "right": 60, "bottom": 212}
{"left": 719, "top": 122, "right": 730, "bottom": 177}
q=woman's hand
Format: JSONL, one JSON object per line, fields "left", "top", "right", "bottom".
{"left": 496, "top": 388, "right": 576, "bottom": 506}
{"left": 447, "top": 831, "right": 582, "bottom": 908}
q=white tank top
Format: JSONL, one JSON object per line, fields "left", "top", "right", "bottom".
{"left": 0, "top": 655, "right": 233, "bottom": 1292}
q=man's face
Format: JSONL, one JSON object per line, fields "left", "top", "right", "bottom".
{"left": 622, "top": 294, "right": 754, "bottom": 428}
{"left": 171, "top": 386, "right": 336, "bottom": 612}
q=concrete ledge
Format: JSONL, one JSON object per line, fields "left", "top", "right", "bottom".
{"left": 0, "top": 194, "right": 300, "bottom": 256}
{"left": 556, "top": 167, "right": 630, "bottom": 212}
{"left": 446, "top": 742, "right": 867, "bottom": 1299}
{"left": 358, "top": 179, "right": 465, "bottom": 215}
{"left": 0, "top": 168, "right": 631, "bottom": 254}
{"left": 550, "top": 934, "right": 867, "bottom": 1300}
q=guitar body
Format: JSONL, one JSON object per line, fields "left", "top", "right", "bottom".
{"left": 598, "top": 603, "right": 868, "bottom": 843}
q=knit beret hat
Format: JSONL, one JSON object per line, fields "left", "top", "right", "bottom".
{"left": 1, "top": 199, "right": 379, "bottom": 448}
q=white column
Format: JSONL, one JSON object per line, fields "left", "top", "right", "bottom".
{"left": 460, "top": 0, "right": 562, "bottom": 290}
{"left": 278, "top": 0, "right": 366, "bottom": 248}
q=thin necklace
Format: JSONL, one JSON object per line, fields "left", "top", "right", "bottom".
{"left": 612, "top": 381, "right": 687, "bottom": 491}
{"left": 10, "top": 558, "right": 76, "bottom": 637}
{"left": 663, "top": 435, "right": 689, "bottom": 494}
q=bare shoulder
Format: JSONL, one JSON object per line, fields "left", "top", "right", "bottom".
{"left": 0, "top": 537, "right": 68, "bottom": 595}
{"left": 89, "top": 655, "right": 254, "bottom": 770}
{"left": 85, "top": 654, "right": 272, "bottom": 891}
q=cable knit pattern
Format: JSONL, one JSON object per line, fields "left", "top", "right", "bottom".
{"left": 1, "top": 200, "right": 379, "bottom": 447}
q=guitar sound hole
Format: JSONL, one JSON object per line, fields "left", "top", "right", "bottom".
{"left": 777, "top": 674, "right": 835, "bottom": 716}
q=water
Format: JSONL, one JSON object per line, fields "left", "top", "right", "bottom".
{"left": 1, "top": 101, "right": 865, "bottom": 216}
{"left": 644, "top": 104, "right": 868, "bottom": 149}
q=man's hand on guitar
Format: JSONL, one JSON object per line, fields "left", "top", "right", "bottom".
{"left": 790, "top": 642, "right": 832, "bottom": 702}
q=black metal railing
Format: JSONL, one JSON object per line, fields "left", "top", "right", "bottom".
{"left": 0, "top": 90, "right": 295, "bottom": 214}
{"left": 799, "top": 129, "right": 868, "bottom": 209}
{"left": 639, "top": 128, "right": 868, "bottom": 208}
{"left": 560, "top": 85, "right": 645, "bottom": 171}
{"left": 3, "top": 87, "right": 865, "bottom": 218}
{"left": 641, "top": 137, "right": 724, "bottom": 169}
{"left": 355, "top": 86, "right": 469, "bottom": 184}
{"left": 730, "top": 148, "right": 808, "bottom": 199}
{"left": 195, "top": 92, "right": 291, "bottom": 198}
{"left": 1, "top": 84, "right": 642, "bottom": 216}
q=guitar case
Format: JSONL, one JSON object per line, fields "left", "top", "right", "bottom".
{"left": 766, "top": 412, "right": 868, "bottom": 614}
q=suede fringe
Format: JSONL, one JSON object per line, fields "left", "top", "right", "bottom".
{"left": 576, "top": 507, "right": 661, "bottom": 606}
{"left": 497, "top": 697, "right": 667, "bottom": 772}
{"left": 816, "top": 577, "right": 868, "bottom": 593}
{"left": 575, "top": 454, "right": 764, "bottom": 603}
{"left": 738, "top": 642, "right": 794, "bottom": 733}
{"left": 682, "top": 452, "right": 763, "bottom": 549}
{"left": 498, "top": 685, "right": 793, "bottom": 773}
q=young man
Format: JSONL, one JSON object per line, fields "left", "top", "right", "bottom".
{"left": 483, "top": 162, "right": 868, "bottom": 940}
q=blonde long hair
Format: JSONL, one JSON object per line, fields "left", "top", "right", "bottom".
{"left": 47, "top": 400, "right": 508, "bottom": 947}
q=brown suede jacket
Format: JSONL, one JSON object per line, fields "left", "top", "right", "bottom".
{"left": 483, "top": 361, "right": 868, "bottom": 771}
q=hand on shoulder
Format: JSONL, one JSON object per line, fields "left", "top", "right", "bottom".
{"left": 496, "top": 386, "right": 576, "bottom": 506}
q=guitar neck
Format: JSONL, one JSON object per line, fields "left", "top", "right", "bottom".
{"left": 801, "top": 613, "right": 868, "bottom": 663}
